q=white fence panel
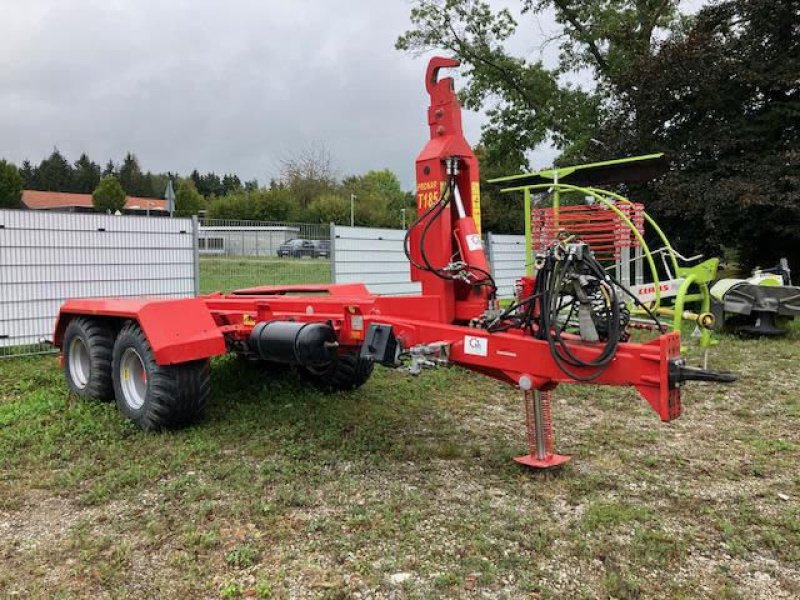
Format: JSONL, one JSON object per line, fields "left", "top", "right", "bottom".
{"left": 332, "top": 225, "right": 421, "bottom": 296}
{"left": 332, "top": 226, "right": 530, "bottom": 300}
{"left": 0, "top": 209, "right": 196, "bottom": 350}
{"left": 487, "top": 233, "right": 527, "bottom": 300}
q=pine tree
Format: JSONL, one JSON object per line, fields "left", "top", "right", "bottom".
{"left": 35, "top": 148, "right": 73, "bottom": 191}
{"left": 103, "top": 160, "right": 117, "bottom": 178}
{"left": 73, "top": 154, "right": 101, "bottom": 193}
{"left": 118, "top": 153, "right": 148, "bottom": 196}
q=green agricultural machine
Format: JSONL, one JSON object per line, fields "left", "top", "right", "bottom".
{"left": 711, "top": 259, "right": 800, "bottom": 336}
{"left": 490, "top": 154, "right": 722, "bottom": 355}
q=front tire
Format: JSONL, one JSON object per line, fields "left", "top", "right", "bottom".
{"left": 63, "top": 317, "right": 115, "bottom": 401}
{"left": 112, "top": 322, "right": 211, "bottom": 430}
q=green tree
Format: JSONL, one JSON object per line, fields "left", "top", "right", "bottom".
{"left": 190, "top": 170, "right": 226, "bottom": 198}
{"left": 590, "top": 0, "right": 799, "bottom": 271}
{"left": 206, "top": 193, "right": 251, "bottom": 220}
{"left": 73, "top": 154, "right": 101, "bottom": 193}
{"left": 202, "top": 172, "right": 224, "bottom": 197}
{"left": 340, "top": 169, "right": 414, "bottom": 227}
{"left": 19, "top": 160, "right": 35, "bottom": 188}
{"left": 250, "top": 189, "right": 299, "bottom": 221}
{"left": 102, "top": 160, "right": 116, "bottom": 178}
{"left": 280, "top": 144, "right": 338, "bottom": 209}
{"left": 149, "top": 172, "right": 171, "bottom": 199}
{"left": 118, "top": 153, "right": 151, "bottom": 197}
{"left": 474, "top": 146, "right": 526, "bottom": 234}
{"left": 222, "top": 173, "right": 242, "bottom": 195}
{"left": 140, "top": 172, "right": 158, "bottom": 198}
{"left": 35, "top": 148, "right": 74, "bottom": 191}
{"left": 207, "top": 188, "right": 301, "bottom": 222}
{"left": 397, "top": 1, "right": 684, "bottom": 166}
{"left": 307, "top": 193, "right": 350, "bottom": 225}
{"left": 0, "top": 160, "right": 24, "bottom": 208}
{"left": 92, "top": 176, "right": 126, "bottom": 213}
{"left": 174, "top": 180, "right": 204, "bottom": 217}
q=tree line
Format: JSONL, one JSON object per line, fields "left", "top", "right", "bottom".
{"left": 205, "top": 148, "right": 415, "bottom": 227}
{"left": 2, "top": 148, "right": 256, "bottom": 201}
{"left": 0, "top": 147, "right": 416, "bottom": 227}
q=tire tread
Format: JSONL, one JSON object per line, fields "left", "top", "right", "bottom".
{"left": 63, "top": 316, "right": 115, "bottom": 402}
{"left": 307, "top": 353, "right": 374, "bottom": 393}
{"left": 113, "top": 321, "right": 211, "bottom": 430}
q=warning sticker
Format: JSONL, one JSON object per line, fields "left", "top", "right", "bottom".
{"left": 466, "top": 233, "right": 482, "bottom": 251}
{"left": 471, "top": 181, "right": 482, "bottom": 234}
{"left": 464, "top": 335, "right": 488, "bottom": 357}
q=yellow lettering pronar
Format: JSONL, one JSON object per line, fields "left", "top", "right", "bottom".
{"left": 416, "top": 181, "right": 444, "bottom": 210}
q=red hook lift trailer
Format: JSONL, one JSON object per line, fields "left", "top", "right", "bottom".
{"left": 53, "top": 57, "right": 734, "bottom": 468}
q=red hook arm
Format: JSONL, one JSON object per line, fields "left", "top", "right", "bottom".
{"left": 425, "top": 56, "right": 460, "bottom": 101}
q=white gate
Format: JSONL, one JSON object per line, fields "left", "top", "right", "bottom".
{"left": 331, "top": 225, "right": 421, "bottom": 295}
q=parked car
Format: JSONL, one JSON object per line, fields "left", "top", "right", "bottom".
{"left": 315, "top": 240, "right": 331, "bottom": 259}
{"left": 277, "top": 238, "right": 330, "bottom": 259}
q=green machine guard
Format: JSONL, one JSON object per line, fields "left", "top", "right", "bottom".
{"left": 489, "top": 154, "right": 721, "bottom": 351}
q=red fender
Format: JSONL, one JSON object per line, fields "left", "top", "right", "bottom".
{"left": 54, "top": 297, "right": 227, "bottom": 365}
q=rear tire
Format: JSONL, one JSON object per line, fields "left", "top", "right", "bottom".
{"left": 63, "top": 317, "right": 115, "bottom": 401}
{"left": 112, "top": 321, "right": 211, "bottom": 431}
{"left": 306, "top": 353, "right": 374, "bottom": 392}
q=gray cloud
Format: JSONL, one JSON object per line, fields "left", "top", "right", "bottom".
{"left": 0, "top": 0, "right": 706, "bottom": 189}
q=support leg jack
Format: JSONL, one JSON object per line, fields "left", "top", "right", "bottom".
{"left": 514, "top": 389, "right": 571, "bottom": 469}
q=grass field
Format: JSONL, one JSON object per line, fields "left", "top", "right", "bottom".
{"left": 200, "top": 256, "right": 331, "bottom": 294}
{"left": 1, "top": 329, "right": 799, "bottom": 598}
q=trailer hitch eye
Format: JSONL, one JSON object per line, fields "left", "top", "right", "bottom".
{"left": 668, "top": 359, "right": 736, "bottom": 387}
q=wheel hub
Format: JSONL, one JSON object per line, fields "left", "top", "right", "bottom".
{"left": 120, "top": 348, "right": 148, "bottom": 410}
{"left": 68, "top": 337, "right": 90, "bottom": 389}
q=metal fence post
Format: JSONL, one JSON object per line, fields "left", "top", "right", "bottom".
{"left": 330, "top": 221, "right": 336, "bottom": 283}
{"left": 192, "top": 214, "right": 200, "bottom": 296}
{"left": 485, "top": 231, "right": 495, "bottom": 280}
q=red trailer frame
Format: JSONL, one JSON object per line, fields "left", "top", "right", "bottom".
{"left": 53, "top": 57, "right": 731, "bottom": 468}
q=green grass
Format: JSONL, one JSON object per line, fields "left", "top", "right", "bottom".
{"left": 200, "top": 256, "right": 330, "bottom": 294}
{"left": 1, "top": 329, "right": 799, "bottom": 598}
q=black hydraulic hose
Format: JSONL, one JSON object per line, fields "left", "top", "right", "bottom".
{"left": 608, "top": 274, "right": 667, "bottom": 333}
{"left": 466, "top": 264, "right": 498, "bottom": 295}
{"left": 552, "top": 287, "right": 618, "bottom": 374}
{"left": 486, "top": 243, "right": 667, "bottom": 380}
{"left": 418, "top": 176, "right": 495, "bottom": 291}
{"left": 403, "top": 178, "right": 451, "bottom": 271}
{"left": 487, "top": 291, "right": 543, "bottom": 331}
{"left": 406, "top": 174, "right": 463, "bottom": 280}
{"left": 554, "top": 262, "right": 620, "bottom": 363}
{"left": 404, "top": 171, "right": 498, "bottom": 295}
{"left": 536, "top": 249, "right": 622, "bottom": 381}
{"left": 419, "top": 183, "right": 454, "bottom": 277}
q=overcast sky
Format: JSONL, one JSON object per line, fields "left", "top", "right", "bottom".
{"left": 0, "top": 0, "right": 707, "bottom": 190}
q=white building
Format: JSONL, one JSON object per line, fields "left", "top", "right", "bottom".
{"left": 198, "top": 225, "right": 300, "bottom": 256}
